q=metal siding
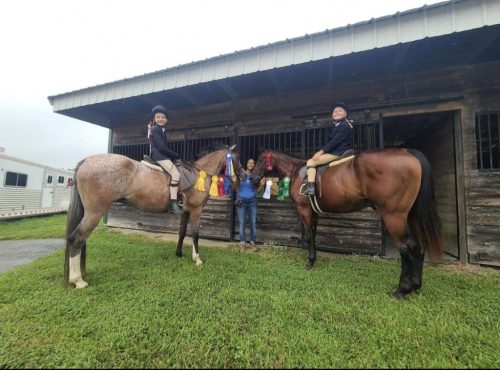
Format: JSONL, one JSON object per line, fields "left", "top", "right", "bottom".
{"left": 486, "top": 0, "right": 500, "bottom": 25}
{"left": 372, "top": 18, "right": 400, "bottom": 47}
{"left": 0, "top": 189, "right": 42, "bottom": 211}
{"left": 296, "top": 38, "right": 314, "bottom": 64}
{"left": 176, "top": 66, "right": 189, "bottom": 86}
{"left": 353, "top": 24, "right": 378, "bottom": 52}
{"left": 312, "top": 33, "right": 332, "bottom": 61}
{"left": 427, "top": 6, "right": 454, "bottom": 36}
{"left": 228, "top": 54, "right": 244, "bottom": 76}
{"left": 400, "top": 13, "right": 426, "bottom": 42}
{"left": 49, "top": 0, "right": 500, "bottom": 112}
{"left": 213, "top": 57, "right": 229, "bottom": 79}
{"left": 200, "top": 61, "right": 216, "bottom": 82}
{"left": 258, "top": 47, "right": 276, "bottom": 70}
{"left": 243, "top": 50, "right": 260, "bottom": 73}
{"left": 187, "top": 64, "right": 202, "bottom": 85}
{"left": 275, "top": 43, "right": 293, "bottom": 68}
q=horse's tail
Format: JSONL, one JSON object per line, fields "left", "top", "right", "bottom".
{"left": 64, "top": 159, "right": 86, "bottom": 286}
{"left": 407, "top": 149, "right": 444, "bottom": 261}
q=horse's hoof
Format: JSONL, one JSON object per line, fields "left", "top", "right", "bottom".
{"left": 195, "top": 259, "right": 203, "bottom": 266}
{"left": 176, "top": 252, "right": 183, "bottom": 258}
{"left": 306, "top": 262, "right": 315, "bottom": 270}
{"left": 390, "top": 290, "right": 406, "bottom": 299}
{"left": 75, "top": 280, "right": 88, "bottom": 289}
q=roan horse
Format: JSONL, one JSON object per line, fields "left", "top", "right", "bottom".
{"left": 254, "top": 148, "right": 444, "bottom": 298}
{"left": 64, "top": 144, "right": 237, "bottom": 288}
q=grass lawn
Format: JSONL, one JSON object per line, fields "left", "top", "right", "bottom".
{"left": 0, "top": 215, "right": 499, "bottom": 368}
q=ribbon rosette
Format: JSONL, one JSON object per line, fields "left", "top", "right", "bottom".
{"left": 195, "top": 171, "right": 207, "bottom": 191}
{"left": 209, "top": 175, "right": 219, "bottom": 196}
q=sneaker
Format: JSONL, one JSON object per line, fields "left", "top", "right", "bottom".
{"left": 250, "top": 241, "right": 258, "bottom": 252}
{"left": 301, "top": 182, "right": 315, "bottom": 196}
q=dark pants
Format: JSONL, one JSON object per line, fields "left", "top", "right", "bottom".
{"left": 236, "top": 198, "right": 257, "bottom": 243}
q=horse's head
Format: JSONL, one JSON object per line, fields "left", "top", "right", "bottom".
{"left": 254, "top": 150, "right": 274, "bottom": 178}
{"left": 255, "top": 150, "right": 304, "bottom": 179}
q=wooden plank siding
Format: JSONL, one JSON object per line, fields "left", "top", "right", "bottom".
{"left": 105, "top": 62, "right": 500, "bottom": 264}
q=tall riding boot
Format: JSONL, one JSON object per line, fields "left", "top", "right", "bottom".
{"left": 168, "top": 183, "right": 182, "bottom": 214}
{"left": 168, "top": 199, "right": 182, "bottom": 214}
{"left": 302, "top": 165, "right": 316, "bottom": 196}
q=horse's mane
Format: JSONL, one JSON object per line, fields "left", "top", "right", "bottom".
{"left": 262, "top": 149, "right": 306, "bottom": 165}
{"left": 192, "top": 142, "right": 229, "bottom": 161}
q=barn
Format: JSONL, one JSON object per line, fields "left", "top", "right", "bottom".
{"left": 48, "top": 0, "right": 500, "bottom": 266}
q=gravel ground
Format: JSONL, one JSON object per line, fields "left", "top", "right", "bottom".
{"left": 0, "top": 239, "right": 64, "bottom": 273}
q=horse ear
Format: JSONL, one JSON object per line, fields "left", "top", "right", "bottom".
{"left": 229, "top": 144, "right": 237, "bottom": 151}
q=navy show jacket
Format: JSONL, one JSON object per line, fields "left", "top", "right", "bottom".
{"left": 322, "top": 119, "right": 353, "bottom": 156}
{"left": 149, "top": 125, "right": 180, "bottom": 161}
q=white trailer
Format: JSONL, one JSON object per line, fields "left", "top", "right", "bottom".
{"left": 0, "top": 153, "right": 74, "bottom": 212}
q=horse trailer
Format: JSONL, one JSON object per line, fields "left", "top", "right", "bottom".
{"left": 0, "top": 152, "right": 74, "bottom": 212}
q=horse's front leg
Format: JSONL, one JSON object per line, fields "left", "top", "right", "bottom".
{"left": 189, "top": 207, "right": 203, "bottom": 266}
{"left": 297, "top": 206, "right": 316, "bottom": 269}
{"left": 176, "top": 211, "right": 190, "bottom": 257}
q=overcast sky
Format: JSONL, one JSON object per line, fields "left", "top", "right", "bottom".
{"left": 0, "top": 0, "right": 442, "bottom": 170}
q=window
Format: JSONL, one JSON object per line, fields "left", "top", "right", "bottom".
{"left": 67, "top": 177, "right": 74, "bottom": 187}
{"left": 57, "top": 176, "right": 65, "bottom": 184}
{"left": 475, "top": 112, "right": 500, "bottom": 170}
{"left": 5, "top": 171, "right": 28, "bottom": 187}
{"left": 47, "top": 175, "right": 53, "bottom": 184}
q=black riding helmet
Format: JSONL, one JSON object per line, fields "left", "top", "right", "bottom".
{"left": 330, "top": 102, "right": 349, "bottom": 115}
{"left": 150, "top": 105, "right": 169, "bottom": 120}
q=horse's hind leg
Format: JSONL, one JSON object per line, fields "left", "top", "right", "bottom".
{"left": 67, "top": 214, "right": 102, "bottom": 288}
{"left": 395, "top": 237, "right": 424, "bottom": 298}
{"left": 382, "top": 213, "right": 423, "bottom": 299}
{"left": 176, "top": 211, "right": 190, "bottom": 257}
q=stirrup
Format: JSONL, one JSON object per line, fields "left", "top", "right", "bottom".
{"left": 300, "top": 182, "right": 315, "bottom": 197}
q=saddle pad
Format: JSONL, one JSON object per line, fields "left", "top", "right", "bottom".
{"left": 328, "top": 155, "right": 355, "bottom": 167}
{"left": 298, "top": 155, "right": 356, "bottom": 181}
{"left": 140, "top": 161, "right": 197, "bottom": 192}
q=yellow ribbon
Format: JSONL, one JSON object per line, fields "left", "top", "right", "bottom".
{"left": 209, "top": 175, "right": 219, "bottom": 196}
{"left": 194, "top": 170, "right": 207, "bottom": 192}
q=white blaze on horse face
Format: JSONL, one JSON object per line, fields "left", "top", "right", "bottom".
{"left": 69, "top": 254, "right": 88, "bottom": 289}
{"left": 191, "top": 244, "right": 203, "bottom": 266}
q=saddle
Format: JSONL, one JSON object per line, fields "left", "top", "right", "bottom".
{"left": 141, "top": 156, "right": 197, "bottom": 192}
{"left": 298, "top": 149, "right": 355, "bottom": 213}
{"left": 298, "top": 149, "right": 355, "bottom": 184}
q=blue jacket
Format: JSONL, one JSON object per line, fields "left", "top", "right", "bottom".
{"left": 236, "top": 168, "right": 258, "bottom": 201}
{"left": 149, "top": 125, "right": 180, "bottom": 161}
{"left": 322, "top": 119, "right": 353, "bottom": 156}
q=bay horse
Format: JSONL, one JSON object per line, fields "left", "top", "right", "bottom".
{"left": 254, "top": 148, "right": 444, "bottom": 298}
{"left": 64, "top": 144, "right": 237, "bottom": 288}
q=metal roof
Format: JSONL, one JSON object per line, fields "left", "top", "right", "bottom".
{"left": 48, "top": 0, "right": 500, "bottom": 127}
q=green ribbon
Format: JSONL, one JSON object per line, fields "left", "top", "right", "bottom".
{"left": 277, "top": 176, "right": 291, "bottom": 200}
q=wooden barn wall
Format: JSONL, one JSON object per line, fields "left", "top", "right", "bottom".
{"left": 419, "top": 114, "right": 459, "bottom": 257}
{"left": 106, "top": 62, "right": 500, "bottom": 262}
{"left": 107, "top": 197, "right": 233, "bottom": 240}
{"left": 459, "top": 63, "right": 500, "bottom": 265}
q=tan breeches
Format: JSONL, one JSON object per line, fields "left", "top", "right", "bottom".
{"left": 306, "top": 153, "right": 339, "bottom": 182}
{"left": 157, "top": 159, "right": 181, "bottom": 199}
